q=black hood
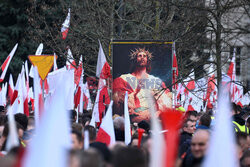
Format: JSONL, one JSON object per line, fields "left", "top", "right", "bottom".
{"left": 233, "top": 114, "right": 245, "bottom": 126}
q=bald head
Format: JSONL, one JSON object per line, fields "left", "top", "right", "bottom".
{"left": 191, "top": 130, "right": 210, "bottom": 159}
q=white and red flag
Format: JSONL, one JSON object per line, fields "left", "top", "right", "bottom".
{"left": 96, "top": 101, "right": 116, "bottom": 146}
{"left": 124, "top": 92, "right": 131, "bottom": 145}
{"left": 92, "top": 41, "right": 111, "bottom": 124}
{"left": 66, "top": 48, "right": 75, "bottom": 69}
{"left": 96, "top": 40, "right": 111, "bottom": 79}
{"left": 74, "top": 55, "right": 83, "bottom": 86}
{"left": 61, "top": 8, "right": 70, "bottom": 40}
{"left": 205, "top": 64, "right": 216, "bottom": 101}
{"left": 172, "top": 42, "right": 178, "bottom": 89}
{"left": 8, "top": 74, "right": 14, "bottom": 101}
{"left": 33, "top": 67, "right": 43, "bottom": 127}
{"left": 83, "top": 82, "right": 92, "bottom": 110}
{"left": 0, "top": 44, "right": 18, "bottom": 83}
{"left": 227, "top": 49, "right": 237, "bottom": 102}
{"left": 66, "top": 49, "right": 83, "bottom": 86}
{"left": 21, "top": 65, "right": 29, "bottom": 117}
{"left": 11, "top": 72, "right": 24, "bottom": 115}
{"left": 176, "top": 82, "right": 185, "bottom": 101}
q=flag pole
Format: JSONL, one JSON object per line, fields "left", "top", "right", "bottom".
{"left": 172, "top": 42, "right": 177, "bottom": 108}
{"left": 42, "top": 80, "right": 45, "bottom": 101}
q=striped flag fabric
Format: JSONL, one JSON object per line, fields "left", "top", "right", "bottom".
{"left": 61, "top": 8, "right": 70, "bottom": 40}
{"left": 95, "top": 101, "right": 115, "bottom": 146}
{"left": 0, "top": 44, "right": 18, "bottom": 82}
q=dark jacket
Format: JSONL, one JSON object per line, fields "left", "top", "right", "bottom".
{"left": 179, "top": 131, "right": 193, "bottom": 158}
{"left": 179, "top": 131, "right": 193, "bottom": 146}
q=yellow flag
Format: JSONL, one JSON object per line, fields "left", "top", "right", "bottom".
{"left": 29, "top": 55, "right": 55, "bottom": 80}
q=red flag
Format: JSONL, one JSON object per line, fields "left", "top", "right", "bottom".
{"left": 227, "top": 55, "right": 235, "bottom": 80}
{"left": 184, "top": 70, "right": 195, "bottom": 95}
{"left": 172, "top": 45, "right": 178, "bottom": 87}
{"left": 74, "top": 56, "right": 83, "bottom": 86}
{"left": 74, "top": 86, "right": 81, "bottom": 109}
{"left": 160, "top": 109, "right": 182, "bottom": 167}
{"left": 205, "top": 74, "right": 215, "bottom": 100}
{"left": 137, "top": 128, "right": 145, "bottom": 148}
{"left": 61, "top": 9, "right": 70, "bottom": 40}
{"left": 0, "top": 44, "right": 18, "bottom": 82}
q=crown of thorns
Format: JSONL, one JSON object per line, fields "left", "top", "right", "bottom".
{"left": 128, "top": 48, "right": 153, "bottom": 61}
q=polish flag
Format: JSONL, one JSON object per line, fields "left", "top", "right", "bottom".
{"left": 92, "top": 41, "right": 111, "bottom": 124}
{"left": 33, "top": 67, "right": 43, "bottom": 127}
{"left": 21, "top": 66, "right": 29, "bottom": 117}
{"left": 172, "top": 43, "right": 178, "bottom": 89}
{"left": 8, "top": 74, "right": 14, "bottom": 101}
{"left": 176, "top": 82, "right": 185, "bottom": 100}
{"left": 96, "top": 40, "right": 111, "bottom": 79}
{"left": 29, "top": 87, "right": 34, "bottom": 112}
{"left": 61, "top": 8, "right": 70, "bottom": 40}
{"left": 11, "top": 65, "right": 26, "bottom": 107}
{"left": 93, "top": 79, "right": 110, "bottom": 125}
{"left": 74, "top": 55, "right": 83, "bottom": 86}
{"left": 96, "top": 101, "right": 116, "bottom": 146}
{"left": 11, "top": 72, "right": 24, "bottom": 115}
{"left": 205, "top": 65, "right": 216, "bottom": 101}
{"left": 0, "top": 44, "right": 18, "bottom": 83}
{"left": 29, "top": 43, "right": 43, "bottom": 78}
{"left": 66, "top": 48, "right": 76, "bottom": 70}
{"left": 12, "top": 66, "right": 28, "bottom": 116}
{"left": 227, "top": 49, "right": 237, "bottom": 102}
{"left": 227, "top": 49, "right": 236, "bottom": 80}
{"left": 78, "top": 65, "right": 85, "bottom": 113}
{"left": 187, "top": 97, "right": 195, "bottom": 111}
{"left": 124, "top": 92, "right": 131, "bottom": 145}
{"left": 66, "top": 49, "right": 82, "bottom": 86}
{"left": 25, "top": 61, "right": 30, "bottom": 101}
{"left": 83, "top": 82, "right": 92, "bottom": 110}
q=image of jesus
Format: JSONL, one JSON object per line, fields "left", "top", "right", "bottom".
{"left": 113, "top": 47, "right": 172, "bottom": 123}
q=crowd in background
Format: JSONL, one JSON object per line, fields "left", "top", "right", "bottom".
{"left": 0, "top": 102, "right": 249, "bottom": 167}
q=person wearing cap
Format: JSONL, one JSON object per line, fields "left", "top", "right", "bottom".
{"left": 176, "top": 106, "right": 186, "bottom": 114}
{"left": 232, "top": 103, "right": 249, "bottom": 134}
{"left": 206, "top": 102, "right": 215, "bottom": 127}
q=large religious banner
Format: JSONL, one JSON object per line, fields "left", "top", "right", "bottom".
{"left": 111, "top": 40, "right": 173, "bottom": 123}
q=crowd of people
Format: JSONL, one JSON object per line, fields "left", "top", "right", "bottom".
{"left": 0, "top": 102, "right": 249, "bottom": 167}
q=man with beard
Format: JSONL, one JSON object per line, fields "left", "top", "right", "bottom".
{"left": 113, "top": 47, "right": 172, "bottom": 123}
